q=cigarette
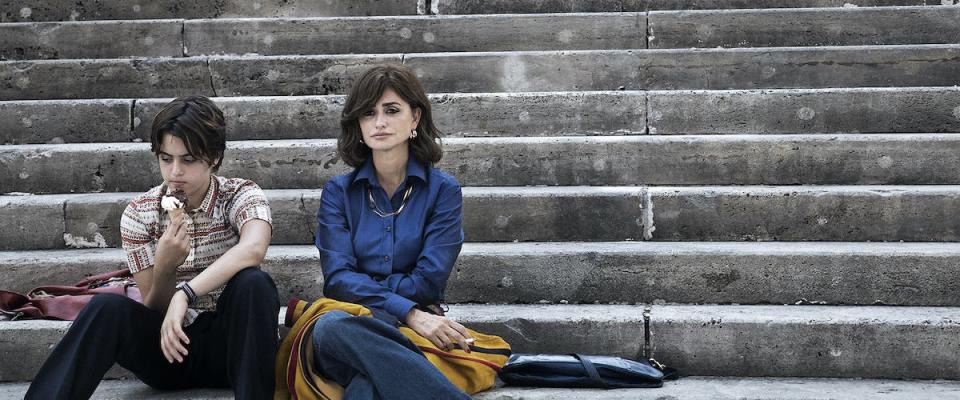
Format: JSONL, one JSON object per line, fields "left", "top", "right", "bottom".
{"left": 465, "top": 338, "right": 475, "bottom": 344}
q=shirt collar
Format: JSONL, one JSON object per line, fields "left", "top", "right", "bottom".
{"left": 194, "top": 175, "right": 219, "bottom": 215}
{"left": 352, "top": 154, "right": 427, "bottom": 188}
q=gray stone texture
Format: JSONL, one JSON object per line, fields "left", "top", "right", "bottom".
{"left": 132, "top": 92, "right": 644, "bottom": 142}
{"left": 0, "top": 20, "right": 183, "bottom": 60}
{"left": 649, "top": 186, "right": 960, "bottom": 242}
{"left": 651, "top": 305, "right": 960, "bottom": 378}
{"left": 5, "top": 377, "right": 960, "bottom": 399}
{"left": 6, "top": 135, "right": 960, "bottom": 195}
{"left": 0, "top": 58, "right": 212, "bottom": 101}
{"left": 447, "top": 242, "right": 960, "bottom": 306}
{"left": 433, "top": 0, "right": 951, "bottom": 14}
{"left": 0, "top": 194, "right": 66, "bottom": 251}
{"left": 208, "top": 54, "right": 400, "bottom": 97}
{"left": 7, "top": 242, "right": 960, "bottom": 306}
{"left": 1, "top": 0, "right": 417, "bottom": 22}
{"left": 0, "top": 99, "right": 132, "bottom": 144}
{"left": 405, "top": 46, "right": 960, "bottom": 93}
{"left": 185, "top": 14, "right": 643, "bottom": 56}
{"left": 649, "top": 6, "right": 960, "bottom": 48}
{"left": 0, "top": 320, "right": 128, "bottom": 381}
{"left": 648, "top": 87, "right": 960, "bottom": 134}
{"left": 63, "top": 193, "right": 131, "bottom": 249}
{"left": 134, "top": 96, "right": 347, "bottom": 141}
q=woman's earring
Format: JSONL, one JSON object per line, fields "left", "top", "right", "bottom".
{"left": 410, "top": 129, "right": 418, "bottom": 139}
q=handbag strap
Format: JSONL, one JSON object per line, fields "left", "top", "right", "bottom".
{"left": 570, "top": 354, "right": 611, "bottom": 389}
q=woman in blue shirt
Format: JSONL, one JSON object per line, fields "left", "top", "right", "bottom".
{"left": 311, "top": 64, "right": 473, "bottom": 399}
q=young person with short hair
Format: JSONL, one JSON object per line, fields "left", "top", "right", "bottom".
{"left": 27, "top": 96, "right": 279, "bottom": 400}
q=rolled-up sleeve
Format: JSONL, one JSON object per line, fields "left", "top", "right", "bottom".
{"left": 316, "top": 180, "right": 417, "bottom": 320}
{"left": 383, "top": 178, "right": 464, "bottom": 305}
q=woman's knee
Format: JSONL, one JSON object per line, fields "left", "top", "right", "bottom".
{"left": 311, "top": 311, "right": 354, "bottom": 349}
{"left": 83, "top": 293, "right": 139, "bottom": 315}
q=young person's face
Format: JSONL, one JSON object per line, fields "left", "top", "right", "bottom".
{"left": 158, "top": 134, "right": 214, "bottom": 207}
{"left": 358, "top": 88, "right": 421, "bottom": 155}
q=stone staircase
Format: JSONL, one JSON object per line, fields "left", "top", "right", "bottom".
{"left": 2, "top": 0, "right": 960, "bottom": 398}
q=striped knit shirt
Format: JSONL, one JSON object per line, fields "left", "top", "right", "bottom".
{"left": 120, "top": 175, "right": 272, "bottom": 311}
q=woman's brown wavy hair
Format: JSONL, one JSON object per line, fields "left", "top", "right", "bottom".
{"left": 338, "top": 64, "right": 442, "bottom": 168}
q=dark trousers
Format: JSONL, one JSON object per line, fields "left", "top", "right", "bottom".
{"left": 26, "top": 267, "right": 280, "bottom": 400}
{"left": 311, "top": 311, "right": 471, "bottom": 400}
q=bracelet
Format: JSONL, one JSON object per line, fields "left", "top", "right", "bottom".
{"left": 175, "top": 281, "right": 198, "bottom": 306}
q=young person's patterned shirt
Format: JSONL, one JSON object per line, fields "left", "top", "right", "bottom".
{"left": 120, "top": 175, "right": 272, "bottom": 311}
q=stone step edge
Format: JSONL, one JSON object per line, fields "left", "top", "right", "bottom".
{"left": 2, "top": 376, "right": 959, "bottom": 399}
{"left": 3, "top": 43, "right": 959, "bottom": 64}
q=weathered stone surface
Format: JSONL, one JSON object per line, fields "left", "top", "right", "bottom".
{"left": 6, "top": 135, "right": 960, "bottom": 195}
{"left": 0, "top": 320, "right": 128, "bottom": 381}
{"left": 460, "top": 187, "right": 645, "bottom": 242}
{"left": 447, "top": 242, "right": 960, "bottom": 306}
{"left": 405, "top": 51, "right": 645, "bottom": 93}
{"left": 405, "top": 46, "right": 960, "bottom": 93}
{"left": 0, "top": 248, "right": 125, "bottom": 294}
{"left": 134, "top": 96, "right": 346, "bottom": 141}
{"left": 432, "top": 0, "right": 947, "bottom": 14}
{"left": 0, "top": 99, "right": 132, "bottom": 144}
{"left": 0, "top": 58, "right": 212, "bottom": 101}
{"left": 0, "top": 20, "right": 182, "bottom": 60}
{"left": 652, "top": 305, "right": 960, "bottom": 379}
{"left": 0, "top": 143, "right": 158, "bottom": 195}
{"left": 185, "top": 14, "right": 643, "bottom": 56}
{"left": 648, "top": 87, "right": 960, "bottom": 134}
{"left": 63, "top": 193, "right": 131, "bottom": 249}
{"left": 0, "top": 194, "right": 66, "bottom": 251}
{"left": 649, "top": 186, "right": 960, "bottom": 242}
{"left": 7, "top": 242, "right": 960, "bottom": 306}
{"left": 133, "top": 91, "right": 644, "bottom": 141}
{"left": 430, "top": 91, "right": 646, "bottom": 136}
{"left": 649, "top": 6, "right": 960, "bottom": 48}
{"left": 5, "top": 377, "right": 960, "bottom": 399}
{"left": 1, "top": 0, "right": 417, "bottom": 23}
{"left": 208, "top": 54, "right": 400, "bottom": 97}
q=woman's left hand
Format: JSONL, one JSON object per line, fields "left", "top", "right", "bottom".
{"left": 160, "top": 291, "right": 191, "bottom": 363}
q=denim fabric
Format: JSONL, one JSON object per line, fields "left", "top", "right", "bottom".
{"left": 315, "top": 155, "right": 464, "bottom": 321}
{"left": 311, "top": 311, "right": 470, "bottom": 400}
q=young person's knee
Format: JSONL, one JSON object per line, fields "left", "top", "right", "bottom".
{"left": 227, "top": 267, "right": 276, "bottom": 297}
{"left": 84, "top": 293, "right": 140, "bottom": 314}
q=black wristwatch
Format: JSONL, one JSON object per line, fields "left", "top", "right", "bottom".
{"left": 175, "top": 281, "right": 198, "bottom": 306}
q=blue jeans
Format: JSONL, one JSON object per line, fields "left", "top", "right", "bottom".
{"left": 311, "top": 311, "right": 471, "bottom": 400}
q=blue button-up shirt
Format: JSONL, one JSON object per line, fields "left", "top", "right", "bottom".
{"left": 315, "top": 156, "right": 464, "bottom": 321}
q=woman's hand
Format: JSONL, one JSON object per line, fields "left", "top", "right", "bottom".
{"left": 406, "top": 308, "right": 473, "bottom": 352}
{"left": 160, "top": 291, "right": 191, "bottom": 363}
{"left": 155, "top": 214, "right": 190, "bottom": 273}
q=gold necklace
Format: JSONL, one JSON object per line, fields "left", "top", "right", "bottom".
{"left": 367, "top": 185, "right": 414, "bottom": 218}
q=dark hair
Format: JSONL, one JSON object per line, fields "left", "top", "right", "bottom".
{"left": 150, "top": 96, "right": 227, "bottom": 172}
{"left": 338, "top": 64, "right": 442, "bottom": 168}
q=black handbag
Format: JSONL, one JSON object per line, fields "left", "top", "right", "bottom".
{"left": 499, "top": 353, "right": 678, "bottom": 389}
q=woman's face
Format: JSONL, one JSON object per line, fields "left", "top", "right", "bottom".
{"left": 359, "top": 88, "right": 421, "bottom": 155}
{"left": 158, "top": 134, "right": 214, "bottom": 208}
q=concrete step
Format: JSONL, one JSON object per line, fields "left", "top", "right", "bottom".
{"left": 4, "top": 135, "right": 960, "bottom": 194}
{"left": 3, "top": 45, "right": 960, "bottom": 100}
{"left": 1, "top": 0, "right": 419, "bottom": 23}
{"left": 0, "top": 14, "right": 644, "bottom": 61}
{"left": 4, "top": 377, "right": 960, "bottom": 399}
{"left": 1, "top": 304, "right": 959, "bottom": 381}
{"left": 431, "top": 0, "right": 951, "bottom": 14}
{"left": 648, "top": 6, "right": 960, "bottom": 48}
{"left": 5, "top": 185, "right": 960, "bottom": 251}
{"left": 3, "top": 242, "right": 960, "bottom": 306}
{"left": 4, "top": 87, "right": 959, "bottom": 144}
{"left": 6, "top": 7, "right": 960, "bottom": 61}
{"left": 648, "top": 87, "right": 960, "bottom": 135}
{"left": 0, "top": 92, "right": 646, "bottom": 145}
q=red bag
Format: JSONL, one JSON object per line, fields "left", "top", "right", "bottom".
{"left": 0, "top": 269, "right": 142, "bottom": 321}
